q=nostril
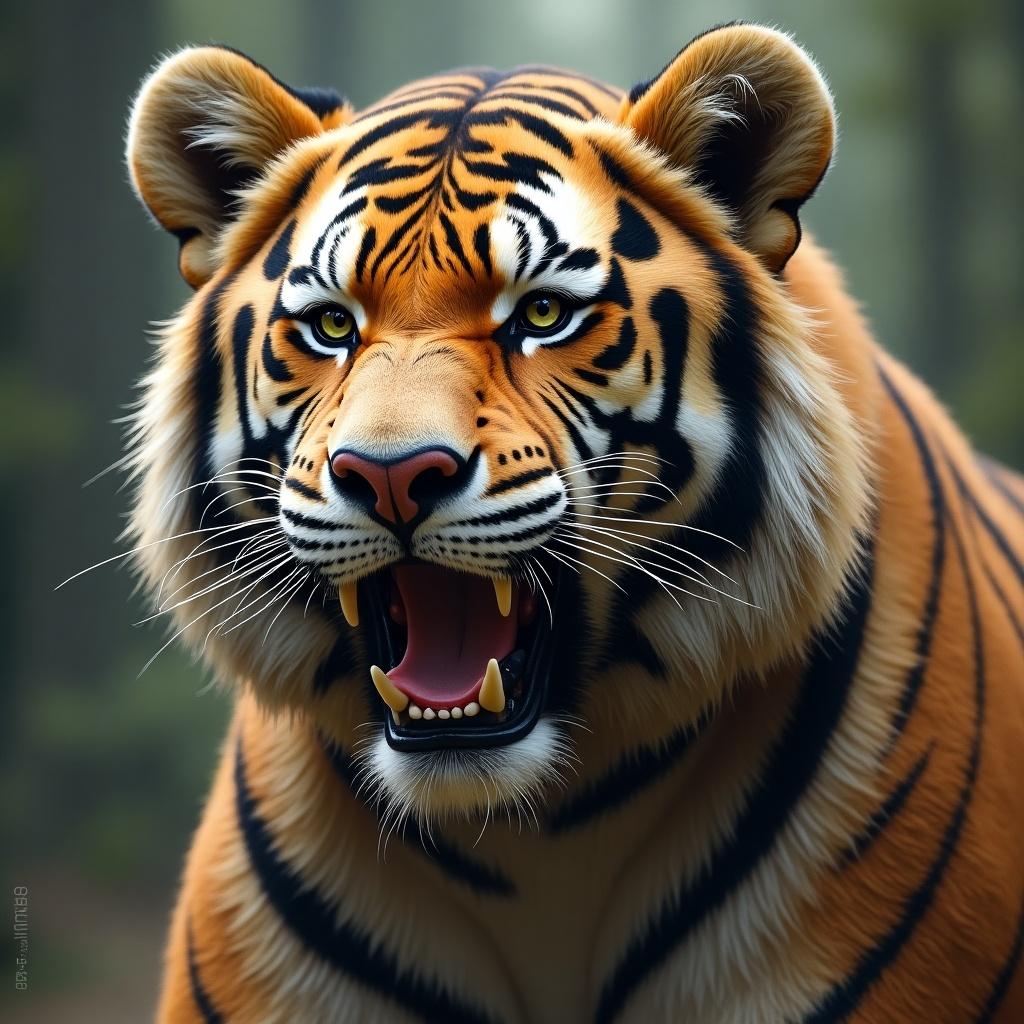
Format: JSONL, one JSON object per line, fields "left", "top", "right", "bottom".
{"left": 329, "top": 451, "right": 390, "bottom": 518}
{"left": 407, "top": 464, "right": 456, "bottom": 515}
{"left": 332, "top": 462, "right": 379, "bottom": 508}
{"left": 328, "top": 447, "right": 466, "bottom": 527}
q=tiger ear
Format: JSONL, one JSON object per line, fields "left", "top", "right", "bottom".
{"left": 126, "top": 46, "right": 349, "bottom": 288}
{"left": 619, "top": 23, "right": 835, "bottom": 273}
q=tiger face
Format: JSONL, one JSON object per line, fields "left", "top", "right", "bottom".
{"left": 126, "top": 27, "right": 869, "bottom": 818}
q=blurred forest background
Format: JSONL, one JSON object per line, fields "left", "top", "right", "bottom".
{"left": 2, "top": 0, "right": 1021, "bottom": 1019}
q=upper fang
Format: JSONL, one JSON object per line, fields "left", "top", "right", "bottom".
{"left": 492, "top": 577, "right": 512, "bottom": 617}
{"left": 338, "top": 581, "right": 359, "bottom": 628}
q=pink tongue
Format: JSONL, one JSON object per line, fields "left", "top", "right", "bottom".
{"left": 388, "top": 565, "right": 518, "bottom": 710}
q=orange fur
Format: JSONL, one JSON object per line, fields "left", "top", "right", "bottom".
{"left": 121, "top": 26, "right": 1023, "bottom": 1023}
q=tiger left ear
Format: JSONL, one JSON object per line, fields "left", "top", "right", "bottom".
{"left": 619, "top": 23, "right": 835, "bottom": 273}
{"left": 126, "top": 46, "right": 350, "bottom": 288}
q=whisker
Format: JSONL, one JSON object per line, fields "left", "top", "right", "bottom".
{"left": 541, "top": 544, "right": 627, "bottom": 595}
{"left": 565, "top": 505, "right": 743, "bottom": 551}
{"left": 56, "top": 517, "right": 278, "bottom": 590}
{"left": 564, "top": 513, "right": 740, "bottom": 583}
{"left": 137, "top": 547, "right": 292, "bottom": 625}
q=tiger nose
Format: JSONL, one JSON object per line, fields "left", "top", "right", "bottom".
{"left": 329, "top": 448, "right": 462, "bottom": 525}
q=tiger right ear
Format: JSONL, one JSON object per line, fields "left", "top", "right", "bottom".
{"left": 126, "top": 46, "right": 349, "bottom": 288}
{"left": 619, "top": 24, "right": 835, "bottom": 273}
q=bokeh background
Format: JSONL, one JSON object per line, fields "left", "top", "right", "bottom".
{"left": 3, "top": 0, "right": 1021, "bottom": 1019}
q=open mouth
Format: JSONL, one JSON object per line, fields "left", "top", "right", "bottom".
{"left": 341, "top": 563, "right": 557, "bottom": 751}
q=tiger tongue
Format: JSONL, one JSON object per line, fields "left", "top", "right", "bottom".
{"left": 386, "top": 565, "right": 518, "bottom": 710}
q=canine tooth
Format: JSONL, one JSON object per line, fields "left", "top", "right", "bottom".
{"left": 451, "top": 706, "right": 463, "bottom": 719}
{"left": 423, "top": 707, "right": 436, "bottom": 720}
{"left": 370, "top": 665, "right": 408, "bottom": 714}
{"left": 492, "top": 577, "right": 512, "bottom": 617}
{"left": 464, "top": 702, "right": 480, "bottom": 717}
{"left": 478, "top": 658, "right": 506, "bottom": 713}
{"left": 438, "top": 709, "right": 450, "bottom": 720}
{"left": 338, "top": 582, "right": 359, "bottom": 628}
{"left": 408, "top": 705, "right": 423, "bottom": 720}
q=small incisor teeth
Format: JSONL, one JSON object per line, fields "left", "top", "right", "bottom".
{"left": 492, "top": 577, "right": 512, "bottom": 617}
{"left": 478, "top": 657, "right": 505, "bottom": 713}
{"left": 370, "top": 665, "right": 408, "bottom": 714}
{"left": 338, "top": 582, "right": 359, "bottom": 628}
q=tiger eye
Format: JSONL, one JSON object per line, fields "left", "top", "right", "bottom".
{"left": 318, "top": 308, "right": 354, "bottom": 340}
{"left": 523, "top": 295, "right": 561, "bottom": 330}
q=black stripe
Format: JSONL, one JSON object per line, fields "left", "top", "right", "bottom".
{"left": 438, "top": 210, "right": 474, "bottom": 278}
{"left": 802, "top": 406, "right": 985, "bottom": 1024}
{"left": 337, "top": 110, "right": 434, "bottom": 167}
{"left": 446, "top": 517, "right": 559, "bottom": 547}
{"left": 473, "top": 223, "right": 493, "bottom": 277}
{"left": 840, "top": 744, "right": 933, "bottom": 866}
{"left": 981, "top": 458, "right": 1024, "bottom": 518}
{"left": 448, "top": 489, "right": 561, "bottom": 528}
{"left": 878, "top": 366, "right": 946, "bottom": 748}
{"left": 547, "top": 708, "right": 714, "bottom": 834}
{"left": 611, "top": 198, "right": 659, "bottom": 261}
{"left": 310, "top": 196, "right": 367, "bottom": 269}
{"left": 262, "top": 218, "right": 296, "bottom": 280}
{"left": 187, "top": 923, "right": 225, "bottom": 1023}
{"left": 284, "top": 477, "right": 323, "bottom": 502}
{"left": 976, "top": 893, "right": 1024, "bottom": 1023}
{"left": 320, "top": 738, "right": 516, "bottom": 897}
{"left": 354, "top": 225, "right": 377, "bottom": 284}
{"left": 979, "top": 557, "right": 1024, "bottom": 648}
{"left": 483, "top": 89, "right": 590, "bottom": 120}
{"left": 191, "top": 275, "right": 237, "bottom": 520}
{"left": 281, "top": 506, "right": 345, "bottom": 531}
{"left": 261, "top": 331, "right": 293, "bottom": 383}
{"left": 511, "top": 65, "right": 622, "bottom": 100}
{"left": 485, "top": 467, "right": 554, "bottom": 497}
{"left": 495, "top": 81, "right": 600, "bottom": 116}
{"left": 369, "top": 193, "right": 433, "bottom": 281}
{"left": 597, "top": 538, "right": 874, "bottom": 1024}
{"left": 492, "top": 107, "right": 574, "bottom": 157}
{"left": 234, "top": 741, "right": 496, "bottom": 1024}
{"left": 541, "top": 394, "right": 594, "bottom": 463}
{"left": 945, "top": 448, "right": 1024, "bottom": 587}
{"left": 593, "top": 317, "right": 636, "bottom": 372}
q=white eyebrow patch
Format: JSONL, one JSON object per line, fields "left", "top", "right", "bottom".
{"left": 489, "top": 172, "right": 607, "bottom": 325}
{"left": 279, "top": 178, "right": 372, "bottom": 322}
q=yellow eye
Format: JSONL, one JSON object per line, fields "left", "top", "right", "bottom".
{"left": 314, "top": 307, "right": 355, "bottom": 344}
{"left": 522, "top": 294, "right": 563, "bottom": 332}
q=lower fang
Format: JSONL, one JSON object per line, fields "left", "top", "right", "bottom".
{"left": 408, "top": 705, "right": 422, "bottom": 720}
{"left": 478, "top": 657, "right": 506, "bottom": 713}
{"left": 370, "top": 665, "right": 408, "bottom": 714}
{"left": 464, "top": 702, "right": 480, "bottom": 717}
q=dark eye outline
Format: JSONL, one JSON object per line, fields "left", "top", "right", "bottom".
{"left": 496, "top": 291, "right": 576, "bottom": 350}
{"left": 516, "top": 291, "right": 572, "bottom": 337}
{"left": 305, "top": 304, "right": 359, "bottom": 350}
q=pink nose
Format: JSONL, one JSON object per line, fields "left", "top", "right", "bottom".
{"left": 329, "top": 449, "right": 460, "bottom": 524}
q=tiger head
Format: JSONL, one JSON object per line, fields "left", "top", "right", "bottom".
{"left": 125, "top": 25, "right": 869, "bottom": 821}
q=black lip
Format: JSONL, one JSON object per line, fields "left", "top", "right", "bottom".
{"left": 361, "top": 565, "right": 558, "bottom": 752}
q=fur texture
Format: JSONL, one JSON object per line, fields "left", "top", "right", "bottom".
{"left": 118, "top": 24, "right": 1024, "bottom": 1023}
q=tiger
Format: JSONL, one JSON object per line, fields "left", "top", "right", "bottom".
{"left": 118, "top": 21, "right": 1024, "bottom": 1023}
